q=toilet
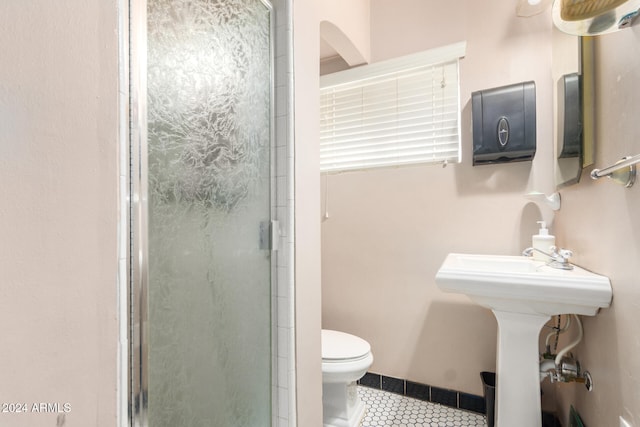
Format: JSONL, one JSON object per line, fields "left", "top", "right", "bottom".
{"left": 321, "top": 329, "right": 374, "bottom": 427}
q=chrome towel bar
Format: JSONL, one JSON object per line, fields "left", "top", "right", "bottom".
{"left": 590, "top": 154, "right": 640, "bottom": 187}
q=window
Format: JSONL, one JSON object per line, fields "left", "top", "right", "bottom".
{"left": 320, "top": 42, "right": 466, "bottom": 173}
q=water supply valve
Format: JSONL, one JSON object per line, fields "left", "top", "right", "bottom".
{"left": 540, "top": 354, "right": 594, "bottom": 391}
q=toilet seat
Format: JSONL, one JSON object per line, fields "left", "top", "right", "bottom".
{"left": 322, "top": 329, "right": 371, "bottom": 362}
{"left": 322, "top": 329, "right": 373, "bottom": 384}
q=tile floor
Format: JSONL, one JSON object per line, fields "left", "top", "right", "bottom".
{"left": 358, "top": 386, "right": 487, "bottom": 427}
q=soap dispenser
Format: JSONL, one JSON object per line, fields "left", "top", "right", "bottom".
{"left": 532, "top": 221, "right": 555, "bottom": 261}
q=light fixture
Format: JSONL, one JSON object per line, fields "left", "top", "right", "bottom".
{"left": 552, "top": 0, "right": 640, "bottom": 35}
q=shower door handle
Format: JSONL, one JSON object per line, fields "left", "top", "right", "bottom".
{"left": 259, "top": 220, "right": 280, "bottom": 251}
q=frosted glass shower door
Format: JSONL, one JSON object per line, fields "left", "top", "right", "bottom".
{"left": 145, "top": 1, "right": 273, "bottom": 426}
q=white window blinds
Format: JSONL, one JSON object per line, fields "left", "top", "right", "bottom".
{"left": 320, "top": 42, "right": 465, "bottom": 173}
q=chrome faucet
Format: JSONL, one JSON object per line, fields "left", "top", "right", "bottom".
{"left": 522, "top": 246, "right": 574, "bottom": 270}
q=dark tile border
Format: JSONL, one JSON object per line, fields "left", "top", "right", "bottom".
{"left": 405, "top": 380, "right": 430, "bottom": 401}
{"left": 357, "top": 372, "right": 486, "bottom": 415}
{"left": 459, "top": 392, "right": 486, "bottom": 414}
{"left": 357, "top": 373, "right": 561, "bottom": 424}
{"left": 431, "top": 386, "right": 457, "bottom": 407}
{"left": 359, "top": 372, "right": 381, "bottom": 389}
{"left": 381, "top": 375, "right": 404, "bottom": 394}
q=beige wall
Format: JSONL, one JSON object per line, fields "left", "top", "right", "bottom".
{"left": 322, "top": 0, "right": 556, "bottom": 396}
{"left": 553, "top": 29, "right": 640, "bottom": 426}
{"left": 0, "top": 1, "right": 119, "bottom": 426}
{"left": 294, "top": 0, "right": 324, "bottom": 425}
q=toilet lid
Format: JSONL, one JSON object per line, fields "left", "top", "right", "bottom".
{"left": 322, "top": 329, "right": 371, "bottom": 361}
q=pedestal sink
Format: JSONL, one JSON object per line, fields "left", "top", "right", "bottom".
{"left": 435, "top": 253, "right": 612, "bottom": 427}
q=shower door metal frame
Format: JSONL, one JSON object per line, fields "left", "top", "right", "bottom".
{"left": 126, "top": 0, "right": 277, "bottom": 425}
{"left": 129, "top": 0, "right": 149, "bottom": 424}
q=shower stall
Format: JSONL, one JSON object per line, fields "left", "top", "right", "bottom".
{"left": 125, "top": 0, "right": 294, "bottom": 425}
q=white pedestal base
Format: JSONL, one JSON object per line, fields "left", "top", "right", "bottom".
{"left": 492, "top": 310, "right": 550, "bottom": 427}
{"left": 323, "top": 381, "right": 366, "bottom": 427}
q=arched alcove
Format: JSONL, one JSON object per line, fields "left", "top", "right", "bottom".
{"left": 320, "top": 20, "right": 368, "bottom": 75}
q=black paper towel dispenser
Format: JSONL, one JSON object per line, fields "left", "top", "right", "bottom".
{"left": 472, "top": 81, "right": 536, "bottom": 165}
{"left": 557, "top": 73, "right": 582, "bottom": 159}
